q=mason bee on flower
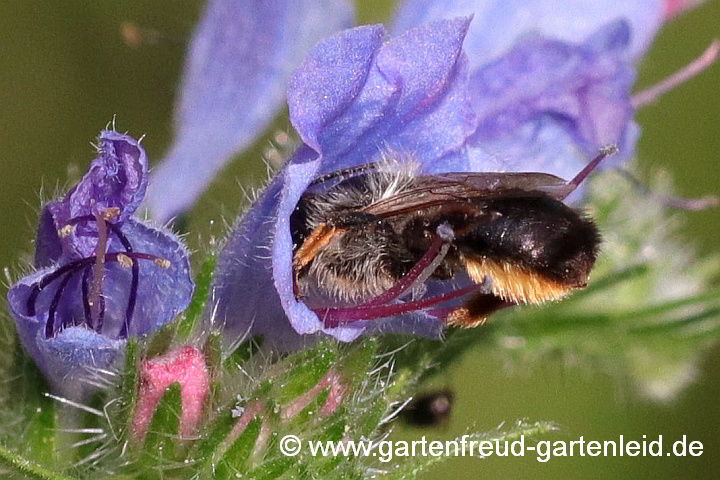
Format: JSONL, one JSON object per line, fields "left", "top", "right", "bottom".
{"left": 290, "top": 146, "right": 616, "bottom": 329}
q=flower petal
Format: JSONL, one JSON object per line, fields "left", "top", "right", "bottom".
{"left": 213, "top": 20, "right": 479, "bottom": 344}
{"left": 467, "top": 20, "right": 635, "bottom": 180}
{"left": 145, "top": 0, "right": 354, "bottom": 223}
{"left": 9, "top": 280, "right": 125, "bottom": 395}
{"left": 38, "top": 131, "right": 148, "bottom": 261}
{"left": 289, "top": 18, "right": 476, "bottom": 174}
{"left": 107, "top": 219, "right": 195, "bottom": 337}
{"left": 210, "top": 146, "right": 321, "bottom": 351}
{"left": 8, "top": 218, "right": 194, "bottom": 390}
{"left": 393, "top": 0, "right": 665, "bottom": 66}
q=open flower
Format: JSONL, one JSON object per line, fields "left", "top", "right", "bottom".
{"left": 7, "top": 131, "right": 194, "bottom": 395}
{"left": 209, "top": 17, "right": 616, "bottom": 346}
{"left": 209, "top": 0, "right": 716, "bottom": 348}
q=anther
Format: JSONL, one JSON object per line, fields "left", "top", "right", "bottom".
{"left": 102, "top": 207, "right": 122, "bottom": 222}
{"left": 117, "top": 253, "right": 134, "bottom": 268}
{"left": 57, "top": 225, "right": 73, "bottom": 238}
{"left": 154, "top": 258, "right": 171, "bottom": 269}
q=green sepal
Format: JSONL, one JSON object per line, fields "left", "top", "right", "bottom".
{"left": 272, "top": 341, "right": 335, "bottom": 404}
{"left": 223, "top": 336, "right": 263, "bottom": 372}
{"left": 176, "top": 254, "right": 216, "bottom": 340}
{"left": 247, "top": 457, "right": 295, "bottom": 480}
{"left": 115, "top": 338, "right": 139, "bottom": 440}
{"left": 0, "top": 445, "right": 78, "bottom": 480}
{"left": 285, "top": 389, "right": 330, "bottom": 429}
{"left": 203, "top": 331, "right": 224, "bottom": 374}
{"left": 213, "top": 415, "right": 263, "bottom": 480}
{"left": 7, "top": 339, "right": 56, "bottom": 465}
{"left": 142, "top": 382, "right": 182, "bottom": 462}
{"left": 143, "top": 323, "right": 175, "bottom": 359}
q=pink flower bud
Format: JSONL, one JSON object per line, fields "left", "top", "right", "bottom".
{"left": 131, "top": 345, "right": 210, "bottom": 441}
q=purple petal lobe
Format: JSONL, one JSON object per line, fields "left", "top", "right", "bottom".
{"left": 393, "top": 0, "right": 665, "bottom": 66}
{"left": 288, "top": 25, "right": 385, "bottom": 152}
{"left": 145, "top": 0, "right": 354, "bottom": 223}
{"left": 272, "top": 161, "right": 367, "bottom": 342}
{"left": 210, "top": 146, "right": 321, "bottom": 351}
{"left": 289, "top": 18, "right": 476, "bottom": 174}
{"left": 39, "top": 130, "right": 148, "bottom": 260}
{"left": 468, "top": 21, "right": 635, "bottom": 179}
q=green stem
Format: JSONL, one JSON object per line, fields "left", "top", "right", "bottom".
{"left": 0, "top": 445, "right": 77, "bottom": 480}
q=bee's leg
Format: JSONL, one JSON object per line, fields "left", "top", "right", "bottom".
{"left": 445, "top": 293, "right": 512, "bottom": 328}
{"left": 292, "top": 223, "right": 339, "bottom": 272}
{"left": 315, "top": 284, "right": 487, "bottom": 328}
{"left": 309, "top": 163, "right": 379, "bottom": 187}
{"left": 362, "top": 223, "right": 455, "bottom": 307}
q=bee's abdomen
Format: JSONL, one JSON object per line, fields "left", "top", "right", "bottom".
{"left": 456, "top": 194, "right": 600, "bottom": 303}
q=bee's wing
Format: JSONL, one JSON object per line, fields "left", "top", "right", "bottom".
{"left": 433, "top": 172, "right": 573, "bottom": 199}
{"left": 363, "top": 173, "right": 572, "bottom": 217}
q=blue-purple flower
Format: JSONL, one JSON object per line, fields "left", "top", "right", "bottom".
{"left": 7, "top": 131, "right": 193, "bottom": 395}
{"left": 145, "top": 0, "right": 710, "bottom": 225}
{"left": 144, "top": 0, "right": 354, "bottom": 222}
{"left": 207, "top": 0, "right": 716, "bottom": 348}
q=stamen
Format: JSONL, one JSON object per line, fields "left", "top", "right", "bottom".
{"left": 117, "top": 253, "right": 134, "bottom": 268}
{"left": 89, "top": 210, "right": 110, "bottom": 326}
{"left": 105, "top": 223, "right": 140, "bottom": 338}
{"left": 81, "top": 264, "right": 92, "bottom": 328}
{"left": 32, "top": 212, "right": 169, "bottom": 338}
{"left": 316, "top": 284, "right": 486, "bottom": 328}
{"left": 564, "top": 145, "right": 618, "bottom": 197}
{"left": 57, "top": 225, "right": 73, "bottom": 238}
{"left": 27, "top": 252, "right": 169, "bottom": 335}
{"left": 45, "top": 272, "right": 74, "bottom": 338}
{"left": 632, "top": 40, "right": 719, "bottom": 109}
{"left": 618, "top": 170, "right": 720, "bottom": 211}
{"left": 101, "top": 207, "right": 121, "bottom": 222}
{"left": 60, "top": 215, "right": 148, "bottom": 339}
{"left": 154, "top": 258, "right": 171, "bottom": 269}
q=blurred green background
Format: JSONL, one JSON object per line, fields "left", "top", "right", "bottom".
{"left": 0, "top": 1, "right": 718, "bottom": 479}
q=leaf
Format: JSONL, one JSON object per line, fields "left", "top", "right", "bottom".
{"left": 378, "top": 421, "right": 558, "bottom": 480}
{"left": 0, "top": 445, "right": 78, "bottom": 480}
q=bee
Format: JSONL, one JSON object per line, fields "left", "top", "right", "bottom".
{"left": 290, "top": 146, "right": 616, "bottom": 328}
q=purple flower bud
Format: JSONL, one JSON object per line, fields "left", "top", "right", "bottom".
{"left": 7, "top": 131, "right": 193, "bottom": 396}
